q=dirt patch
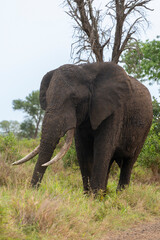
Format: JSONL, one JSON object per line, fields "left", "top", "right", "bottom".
{"left": 101, "top": 220, "right": 160, "bottom": 240}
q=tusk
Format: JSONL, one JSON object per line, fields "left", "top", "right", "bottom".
{"left": 42, "top": 129, "right": 74, "bottom": 167}
{"left": 12, "top": 145, "right": 40, "bottom": 165}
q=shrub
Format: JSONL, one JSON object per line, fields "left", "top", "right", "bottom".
{"left": 62, "top": 143, "right": 78, "bottom": 168}
{"left": 18, "top": 138, "right": 39, "bottom": 150}
{"left": 0, "top": 132, "right": 20, "bottom": 162}
{"left": 138, "top": 124, "right": 160, "bottom": 178}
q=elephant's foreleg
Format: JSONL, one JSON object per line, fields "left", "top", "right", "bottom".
{"left": 90, "top": 153, "right": 114, "bottom": 194}
{"left": 90, "top": 118, "right": 119, "bottom": 194}
{"left": 75, "top": 127, "right": 94, "bottom": 193}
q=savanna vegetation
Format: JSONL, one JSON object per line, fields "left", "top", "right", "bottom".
{"left": 0, "top": 115, "right": 160, "bottom": 240}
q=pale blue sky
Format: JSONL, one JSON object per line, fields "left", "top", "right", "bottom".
{"left": 0, "top": 0, "right": 160, "bottom": 122}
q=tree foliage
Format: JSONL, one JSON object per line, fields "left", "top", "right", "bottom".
{"left": 122, "top": 37, "right": 160, "bottom": 83}
{"left": 64, "top": 0, "right": 152, "bottom": 63}
{"left": 19, "top": 119, "right": 36, "bottom": 139}
{"left": 13, "top": 90, "right": 44, "bottom": 138}
{"left": 152, "top": 97, "right": 160, "bottom": 135}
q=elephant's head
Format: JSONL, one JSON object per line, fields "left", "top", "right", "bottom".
{"left": 12, "top": 63, "right": 129, "bottom": 187}
{"left": 13, "top": 64, "right": 91, "bottom": 186}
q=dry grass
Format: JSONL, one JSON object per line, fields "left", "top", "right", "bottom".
{"left": 0, "top": 157, "right": 32, "bottom": 187}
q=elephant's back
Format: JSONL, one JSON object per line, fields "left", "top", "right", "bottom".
{"left": 126, "top": 76, "right": 153, "bottom": 127}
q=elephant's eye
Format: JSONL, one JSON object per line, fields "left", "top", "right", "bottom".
{"left": 71, "top": 92, "right": 76, "bottom": 100}
{"left": 70, "top": 93, "right": 78, "bottom": 105}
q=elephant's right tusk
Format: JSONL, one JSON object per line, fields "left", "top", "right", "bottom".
{"left": 42, "top": 128, "right": 74, "bottom": 167}
{"left": 12, "top": 145, "right": 40, "bottom": 165}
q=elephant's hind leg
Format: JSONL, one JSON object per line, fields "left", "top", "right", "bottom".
{"left": 117, "top": 152, "right": 139, "bottom": 191}
{"left": 117, "top": 132, "right": 150, "bottom": 191}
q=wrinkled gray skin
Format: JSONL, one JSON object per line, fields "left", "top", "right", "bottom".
{"left": 31, "top": 62, "right": 153, "bottom": 193}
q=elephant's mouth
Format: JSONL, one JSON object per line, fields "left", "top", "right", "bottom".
{"left": 12, "top": 129, "right": 74, "bottom": 166}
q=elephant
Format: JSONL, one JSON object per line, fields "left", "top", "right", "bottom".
{"left": 12, "top": 62, "right": 153, "bottom": 194}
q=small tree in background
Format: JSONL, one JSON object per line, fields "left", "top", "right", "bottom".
{"left": 13, "top": 90, "right": 44, "bottom": 138}
{"left": 0, "top": 119, "right": 36, "bottom": 139}
{"left": 64, "top": 0, "right": 152, "bottom": 63}
{"left": 0, "top": 120, "right": 20, "bottom": 136}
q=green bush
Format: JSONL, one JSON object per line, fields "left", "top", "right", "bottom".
{"left": 18, "top": 138, "right": 40, "bottom": 149}
{"left": 0, "top": 132, "right": 20, "bottom": 162}
{"left": 138, "top": 124, "right": 160, "bottom": 176}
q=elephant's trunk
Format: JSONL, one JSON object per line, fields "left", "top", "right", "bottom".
{"left": 30, "top": 140, "right": 55, "bottom": 187}
{"left": 30, "top": 112, "right": 75, "bottom": 187}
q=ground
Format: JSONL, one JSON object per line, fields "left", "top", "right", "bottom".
{"left": 102, "top": 219, "right": 160, "bottom": 240}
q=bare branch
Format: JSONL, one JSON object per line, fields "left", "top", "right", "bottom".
{"left": 64, "top": 0, "right": 152, "bottom": 63}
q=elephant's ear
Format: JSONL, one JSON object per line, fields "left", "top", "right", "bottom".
{"left": 40, "top": 70, "right": 55, "bottom": 110}
{"left": 89, "top": 74, "right": 129, "bottom": 130}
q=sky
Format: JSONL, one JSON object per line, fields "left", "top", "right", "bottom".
{"left": 0, "top": 0, "right": 160, "bottom": 122}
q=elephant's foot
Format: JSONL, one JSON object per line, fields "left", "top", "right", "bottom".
{"left": 90, "top": 184, "right": 107, "bottom": 198}
{"left": 30, "top": 171, "right": 44, "bottom": 188}
{"left": 30, "top": 179, "right": 41, "bottom": 189}
{"left": 116, "top": 183, "right": 128, "bottom": 192}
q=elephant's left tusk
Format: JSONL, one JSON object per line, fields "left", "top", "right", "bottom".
{"left": 12, "top": 145, "right": 40, "bottom": 165}
{"left": 42, "top": 128, "right": 74, "bottom": 167}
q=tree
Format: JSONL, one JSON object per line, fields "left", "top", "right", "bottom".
{"left": 13, "top": 90, "right": 44, "bottom": 138}
{"left": 0, "top": 121, "right": 10, "bottom": 135}
{"left": 0, "top": 120, "right": 20, "bottom": 136}
{"left": 122, "top": 37, "right": 160, "bottom": 84}
{"left": 64, "top": 0, "right": 152, "bottom": 63}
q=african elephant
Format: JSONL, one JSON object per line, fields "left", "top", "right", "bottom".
{"left": 13, "top": 62, "right": 153, "bottom": 194}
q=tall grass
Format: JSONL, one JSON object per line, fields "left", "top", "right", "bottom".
{"left": 0, "top": 155, "right": 160, "bottom": 240}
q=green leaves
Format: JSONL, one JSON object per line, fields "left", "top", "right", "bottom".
{"left": 152, "top": 97, "right": 160, "bottom": 134}
{"left": 122, "top": 36, "right": 160, "bottom": 84}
